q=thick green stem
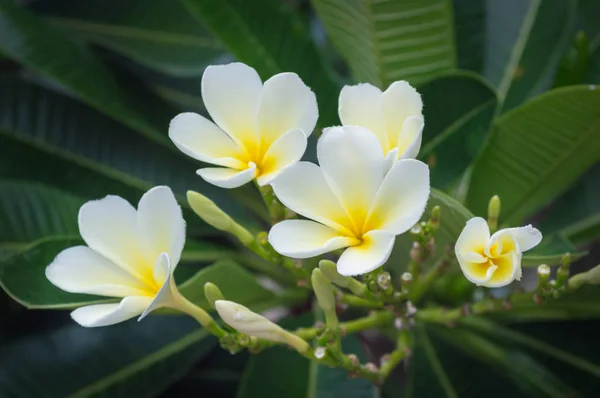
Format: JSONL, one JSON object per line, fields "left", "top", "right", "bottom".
{"left": 379, "top": 330, "right": 411, "bottom": 381}
{"left": 176, "top": 294, "right": 227, "bottom": 338}
{"left": 339, "top": 292, "right": 385, "bottom": 308}
{"left": 409, "top": 256, "right": 450, "bottom": 303}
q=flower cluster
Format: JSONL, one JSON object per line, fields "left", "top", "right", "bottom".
{"left": 46, "top": 62, "right": 542, "bottom": 335}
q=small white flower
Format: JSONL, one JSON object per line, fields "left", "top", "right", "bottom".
{"left": 455, "top": 217, "right": 543, "bottom": 287}
{"left": 268, "top": 126, "right": 430, "bottom": 276}
{"left": 169, "top": 62, "right": 318, "bottom": 188}
{"left": 45, "top": 187, "right": 186, "bottom": 327}
{"left": 339, "top": 81, "right": 424, "bottom": 170}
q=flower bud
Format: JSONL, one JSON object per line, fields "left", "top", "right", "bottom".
{"left": 215, "top": 300, "right": 309, "bottom": 353}
{"left": 487, "top": 195, "right": 501, "bottom": 232}
{"left": 204, "top": 282, "right": 224, "bottom": 309}
{"left": 312, "top": 269, "right": 338, "bottom": 328}
{"left": 187, "top": 191, "right": 254, "bottom": 245}
{"left": 568, "top": 264, "right": 600, "bottom": 290}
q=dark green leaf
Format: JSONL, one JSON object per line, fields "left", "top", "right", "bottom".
{"left": 484, "top": 0, "right": 577, "bottom": 112}
{"left": 0, "top": 316, "right": 215, "bottom": 397}
{"left": 452, "top": 0, "right": 485, "bottom": 73}
{"left": 31, "top": 0, "right": 224, "bottom": 77}
{"left": 585, "top": 43, "right": 600, "bottom": 83}
{"left": 312, "top": 0, "right": 456, "bottom": 88}
{"left": 419, "top": 72, "right": 497, "bottom": 188}
{"left": 0, "top": 0, "right": 165, "bottom": 143}
{"left": 553, "top": 31, "right": 589, "bottom": 87}
{"left": 466, "top": 85, "right": 600, "bottom": 225}
{"left": 0, "top": 77, "right": 258, "bottom": 232}
{"left": 182, "top": 0, "right": 340, "bottom": 125}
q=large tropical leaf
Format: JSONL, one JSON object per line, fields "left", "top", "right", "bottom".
{"left": 418, "top": 71, "right": 497, "bottom": 188}
{"left": 0, "top": 77, "right": 259, "bottom": 230}
{"left": 466, "top": 85, "right": 600, "bottom": 225}
{"left": 0, "top": 316, "right": 215, "bottom": 397}
{"left": 312, "top": 0, "right": 456, "bottom": 88}
{"left": 30, "top": 0, "right": 223, "bottom": 77}
{"left": 0, "top": 0, "right": 167, "bottom": 144}
{"left": 0, "top": 236, "right": 276, "bottom": 310}
{"left": 452, "top": 0, "right": 485, "bottom": 73}
{"left": 182, "top": 0, "right": 340, "bottom": 125}
{"left": 484, "top": 0, "right": 577, "bottom": 112}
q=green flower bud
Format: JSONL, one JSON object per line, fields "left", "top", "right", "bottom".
{"left": 204, "top": 282, "right": 224, "bottom": 308}
{"left": 312, "top": 269, "right": 338, "bottom": 328}
{"left": 487, "top": 195, "right": 501, "bottom": 233}
{"left": 187, "top": 191, "right": 254, "bottom": 245}
{"left": 568, "top": 264, "right": 600, "bottom": 290}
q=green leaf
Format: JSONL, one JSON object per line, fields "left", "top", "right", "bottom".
{"left": 31, "top": 0, "right": 224, "bottom": 77}
{"left": 586, "top": 43, "right": 600, "bottom": 83}
{"left": 0, "top": 77, "right": 258, "bottom": 231}
{"left": 237, "top": 316, "right": 376, "bottom": 398}
{"left": 182, "top": 0, "right": 340, "bottom": 125}
{"left": 452, "top": 0, "right": 485, "bottom": 73}
{"left": 0, "top": 237, "right": 274, "bottom": 310}
{"left": 553, "top": 31, "right": 589, "bottom": 87}
{"left": 0, "top": 316, "right": 215, "bottom": 397}
{"left": 521, "top": 233, "right": 587, "bottom": 267}
{"left": 0, "top": 181, "right": 82, "bottom": 246}
{"left": 0, "top": 0, "right": 166, "bottom": 144}
{"left": 484, "top": 0, "right": 577, "bottom": 112}
{"left": 419, "top": 72, "right": 497, "bottom": 188}
{"left": 466, "top": 85, "right": 600, "bottom": 225}
{"left": 312, "top": 0, "right": 456, "bottom": 88}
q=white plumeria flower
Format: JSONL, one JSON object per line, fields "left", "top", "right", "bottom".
{"left": 339, "top": 81, "right": 424, "bottom": 170}
{"left": 46, "top": 187, "right": 186, "bottom": 327}
{"left": 268, "top": 126, "right": 430, "bottom": 276}
{"left": 169, "top": 62, "right": 318, "bottom": 188}
{"left": 455, "top": 217, "right": 543, "bottom": 287}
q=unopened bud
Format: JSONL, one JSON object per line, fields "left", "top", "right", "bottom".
{"left": 215, "top": 300, "right": 309, "bottom": 353}
{"left": 406, "top": 301, "right": 417, "bottom": 316}
{"left": 487, "top": 195, "right": 501, "bottom": 232}
{"left": 429, "top": 206, "right": 441, "bottom": 234}
{"left": 187, "top": 191, "right": 254, "bottom": 245}
{"left": 410, "top": 224, "right": 422, "bottom": 240}
{"left": 568, "top": 264, "right": 600, "bottom": 290}
{"left": 363, "top": 362, "right": 379, "bottom": 373}
{"left": 394, "top": 318, "right": 404, "bottom": 330}
{"left": 257, "top": 231, "right": 268, "bottom": 245}
{"left": 315, "top": 346, "right": 327, "bottom": 359}
{"left": 348, "top": 354, "right": 360, "bottom": 367}
{"left": 537, "top": 265, "right": 551, "bottom": 292}
{"left": 410, "top": 242, "right": 421, "bottom": 261}
{"left": 312, "top": 269, "right": 338, "bottom": 328}
{"left": 204, "top": 282, "right": 224, "bottom": 308}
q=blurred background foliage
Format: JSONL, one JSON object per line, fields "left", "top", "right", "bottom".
{"left": 0, "top": 0, "right": 599, "bottom": 396}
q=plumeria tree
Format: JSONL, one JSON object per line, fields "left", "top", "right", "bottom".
{"left": 1, "top": 0, "right": 600, "bottom": 397}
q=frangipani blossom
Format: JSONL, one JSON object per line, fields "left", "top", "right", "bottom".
{"left": 169, "top": 62, "right": 318, "bottom": 188}
{"left": 268, "top": 126, "right": 430, "bottom": 276}
{"left": 455, "top": 217, "right": 543, "bottom": 287}
{"left": 339, "top": 81, "right": 424, "bottom": 170}
{"left": 46, "top": 187, "right": 186, "bottom": 327}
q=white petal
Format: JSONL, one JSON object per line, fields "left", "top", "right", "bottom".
{"left": 258, "top": 72, "right": 318, "bottom": 145}
{"left": 202, "top": 63, "right": 262, "bottom": 156}
{"left": 270, "top": 161, "right": 353, "bottom": 234}
{"left": 397, "top": 116, "right": 424, "bottom": 159}
{"left": 338, "top": 84, "right": 389, "bottom": 151}
{"left": 197, "top": 163, "right": 257, "bottom": 189}
{"left": 455, "top": 217, "right": 491, "bottom": 259}
{"left": 46, "top": 246, "right": 149, "bottom": 297}
{"left": 70, "top": 296, "right": 152, "bottom": 327}
{"left": 365, "top": 159, "right": 430, "bottom": 235}
{"left": 78, "top": 195, "right": 146, "bottom": 280}
{"left": 139, "top": 253, "right": 180, "bottom": 320}
{"left": 500, "top": 225, "right": 543, "bottom": 252}
{"left": 486, "top": 229, "right": 519, "bottom": 258}
{"left": 337, "top": 230, "right": 395, "bottom": 276}
{"left": 318, "top": 126, "right": 385, "bottom": 231}
{"left": 137, "top": 186, "right": 185, "bottom": 269}
{"left": 383, "top": 148, "right": 399, "bottom": 174}
{"left": 256, "top": 129, "right": 307, "bottom": 186}
{"left": 382, "top": 81, "right": 422, "bottom": 144}
{"left": 169, "top": 112, "right": 246, "bottom": 169}
{"left": 268, "top": 220, "right": 357, "bottom": 259}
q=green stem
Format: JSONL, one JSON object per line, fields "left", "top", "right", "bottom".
{"left": 339, "top": 293, "right": 385, "bottom": 308}
{"left": 341, "top": 311, "right": 395, "bottom": 334}
{"left": 409, "top": 256, "right": 450, "bottom": 303}
{"left": 176, "top": 295, "right": 227, "bottom": 338}
{"left": 379, "top": 329, "right": 411, "bottom": 381}
{"left": 257, "top": 183, "right": 285, "bottom": 223}
{"left": 417, "top": 291, "right": 534, "bottom": 324}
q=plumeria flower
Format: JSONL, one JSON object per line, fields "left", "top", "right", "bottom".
{"left": 339, "top": 81, "right": 424, "bottom": 170}
{"left": 268, "top": 126, "right": 430, "bottom": 276}
{"left": 46, "top": 187, "right": 186, "bottom": 327}
{"left": 455, "top": 217, "right": 543, "bottom": 287}
{"left": 169, "top": 62, "right": 318, "bottom": 188}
